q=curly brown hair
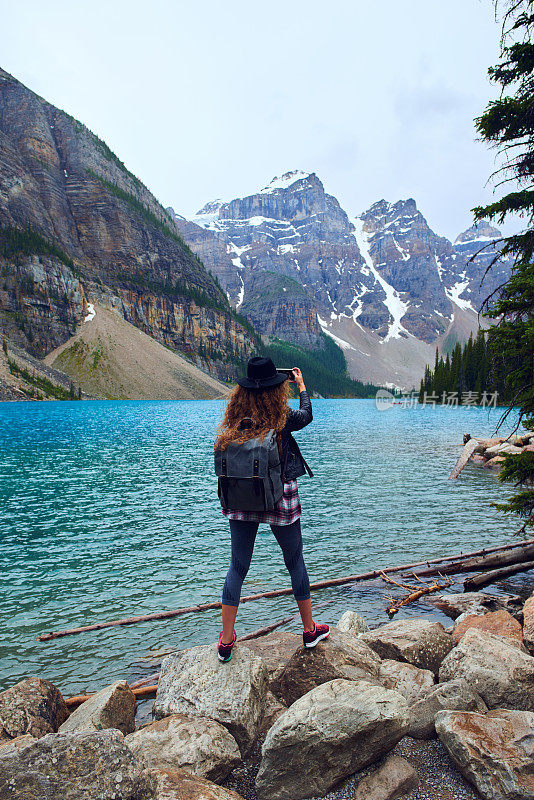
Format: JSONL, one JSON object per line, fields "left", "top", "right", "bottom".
{"left": 215, "top": 381, "right": 291, "bottom": 452}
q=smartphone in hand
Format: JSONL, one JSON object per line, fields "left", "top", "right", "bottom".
{"left": 277, "top": 368, "right": 295, "bottom": 380}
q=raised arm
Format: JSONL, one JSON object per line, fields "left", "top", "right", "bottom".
{"left": 284, "top": 367, "right": 313, "bottom": 432}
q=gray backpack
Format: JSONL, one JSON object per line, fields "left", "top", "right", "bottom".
{"left": 215, "top": 422, "right": 284, "bottom": 512}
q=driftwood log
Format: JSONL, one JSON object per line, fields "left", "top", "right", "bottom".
{"left": 237, "top": 615, "right": 295, "bottom": 641}
{"left": 449, "top": 438, "right": 480, "bottom": 479}
{"left": 464, "top": 559, "right": 534, "bottom": 590}
{"left": 37, "top": 538, "right": 534, "bottom": 642}
{"left": 380, "top": 571, "right": 453, "bottom": 617}
{"left": 130, "top": 672, "right": 161, "bottom": 690}
{"left": 65, "top": 684, "right": 158, "bottom": 710}
{"left": 386, "top": 583, "right": 447, "bottom": 617}
{"left": 402, "top": 543, "right": 534, "bottom": 579}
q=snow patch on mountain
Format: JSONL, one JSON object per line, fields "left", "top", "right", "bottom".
{"left": 352, "top": 217, "right": 411, "bottom": 342}
{"left": 445, "top": 276, "right": 474, "bottom": 311}
{"left": 260, "top": 170, "right": 311, "bottom": 193}
{"left": 236, "top": 275, "right": 245, "bottom": 308}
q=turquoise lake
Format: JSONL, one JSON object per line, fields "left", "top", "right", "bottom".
{"left": 0, "top": 398, "right": 529, "bottom": 696}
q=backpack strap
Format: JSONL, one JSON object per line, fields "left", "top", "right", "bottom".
{"left": 301, "top": 455, "right": 314, "bottom": 477}
{"left": 219, "top": 456, "right": 229, "bottom": 506}
{"left": 252, "top": 456, "right": 261, "bottom": 497}
{"left": 281, "top": 446, "right": 289, "bottom": 483}
{"left": 285, "top": 439, "right": 314, "bottom": 479}
{"left": 296, "top": 441, "right": 314, "bottom": 477}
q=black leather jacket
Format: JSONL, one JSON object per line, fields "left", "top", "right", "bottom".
{"left": 280, "top": 391, "right": 313, "bottom": 481}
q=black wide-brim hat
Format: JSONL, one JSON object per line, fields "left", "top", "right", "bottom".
{"left": 237, "top": 357, "right": 288, "bottom": 391}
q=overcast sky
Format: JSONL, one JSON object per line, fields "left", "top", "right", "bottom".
{"left": 1, "top": 0, "right": 512, "bottom": 240}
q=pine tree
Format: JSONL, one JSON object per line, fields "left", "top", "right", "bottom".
{"left": 474, "top": 1, "right": 534, "bottom": 531}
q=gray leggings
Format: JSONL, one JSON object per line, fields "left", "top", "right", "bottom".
{"left": 222, "top": 518, "right": 311, "bottom": 607}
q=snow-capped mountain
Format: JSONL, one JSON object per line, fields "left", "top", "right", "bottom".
{"left": 170, "top": 171, "right": 512, "bottom": 387}
{"left": 447, "top": 221, "right": 510, "bottom": 312}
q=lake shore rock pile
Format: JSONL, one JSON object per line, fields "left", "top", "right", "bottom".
{"left": 1, "top": 589, "right": 533, "bottom": 800}
{"left": 462, "top": 432, "right": 534, "bottom": 473}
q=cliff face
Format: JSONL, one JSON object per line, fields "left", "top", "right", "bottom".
{"left": 239, "top": 270, "right": 319, "bottom": 346}
{"left": 0, "top": 252, "right": 85, "bottom": 357}
{"left": 0, "top": 68, "right": 255, "bottom": 376}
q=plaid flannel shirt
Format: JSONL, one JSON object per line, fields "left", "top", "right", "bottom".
{"left": 222, "top": 479, "right": 301, "bottom": 526}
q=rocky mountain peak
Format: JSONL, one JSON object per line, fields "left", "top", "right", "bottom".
{"left": 259, "top": 170, "right": 314, "bottom": 194}
{"left": 196, "top": 199, "right": 224, "bottom": 216}
{"left": 173, "top": 173, "right": 513, "bottom": 388}
{"left": 361, "top": 197, "right": 426, "bottom": 233}
{"left": 215, "top": 169, "right": 349, "bottom": 229}
{"left": 455, "top": 221, "right": 502, "bottom": 245}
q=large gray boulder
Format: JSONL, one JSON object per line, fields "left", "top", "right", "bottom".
{"left": 138, "top": 767, "right": 246, "bottom": 800}
{"left": 153, "top": 643, "right": 268, "bottom": 755}
{"left": 0, "top": 677, "right": 68, "bottom": 740}
{"left": 485, "top": 443, "right": 523, "bottom": 456}
{"left": 523, "top": 593, "right": 534, "bottom": 654}
{"left": 352, "top": 754, "right": 419, "bottom": 800}
{"left": 0, "top": 735, "right": 36, "bottom": 751}
{"left": 336, "top": 609, "right": 370, "bottom": 636}
{"left": 361, "top": 619, "right": 453, "bottom": 675}
{"left": 59, "top": 680, "right": 136, "bottom": 735}
{"left": 378, "top": 659, "right": 435, "bottom": 704}
{"left": 255, "top": 679, "right": 410, "bottom": 800}
{"left": 271, "top": 628, "right": 382, "bottom": 706}
{"left": 257, "top": 691, "right": 286, "bottom": 739}
{"left": 436, "top": 709, "right": 534, "bottom": 800}
{"left": 0, "top": 729, "right": 143, "bottom": 800}
{"left": 439, "top": 628, "right": 534, "bottom": 710}
{"left": 240, "top": 631, "right": 301, "bottom": 692}
{"left": 425, "top": 592, "right": 521, "bottom": 620}
{"left": 451, "top": 610, "right": 523, "bottom": 645}
{"left": 125, "top": 714, "right": 241, "bottom": 783}
{"left": 408, "top": 678, "right": 487, "bottom": 739}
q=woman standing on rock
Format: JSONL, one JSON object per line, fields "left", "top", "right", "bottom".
{"left": 214, "top": 356, "right": 329, "bottom": 662}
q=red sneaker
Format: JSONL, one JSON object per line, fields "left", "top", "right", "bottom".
{"left": 218, "top": 630, "right": 236, "bottom": 662}
{"left": 303, "top": 622, "right": 330, "bottom": 648}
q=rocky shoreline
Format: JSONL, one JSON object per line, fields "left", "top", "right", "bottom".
{"left": 1, "top": 590, "right": 533, "bottom": 800}
{"left": 457, "top": 431, "right": 534, "bottom": 475}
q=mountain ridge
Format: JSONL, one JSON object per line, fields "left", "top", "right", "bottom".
{"left": 0, "top": 66, "right": 256, "bottom": 384}
{"left": 171, "top": 170, "right": 512, "bottom": 387}
{"left": 0, "top": 66, "right": 511, "bottom": 394}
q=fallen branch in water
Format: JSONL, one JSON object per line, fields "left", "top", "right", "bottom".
{"left": 381, "top": 572, "right": 453, "bottom": 618}
{"left": 66, "top": 683, "right": 158, "bottom": 710}
{"left": 237, "top": 615, "right": 295, "bottom": 641}
{"left": 403, "top": 542, "right": 534, "bottom": 579}
{"left": 38, "top": 538, "right": 534, "bottom": 642}
{"left": 449, "top": 438, "right": 480, "bottom": 479}
{"left": 385, "top": 581, "right": 450, "bottom": 618}
{"left": 463, "top": 559, "right": 534, "bottom": 590}
{"left": 129, "top": 672, "right": 161, "bottom": 690}
{"left": 379, "top": 572, "right": 420, "bottom": 592}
